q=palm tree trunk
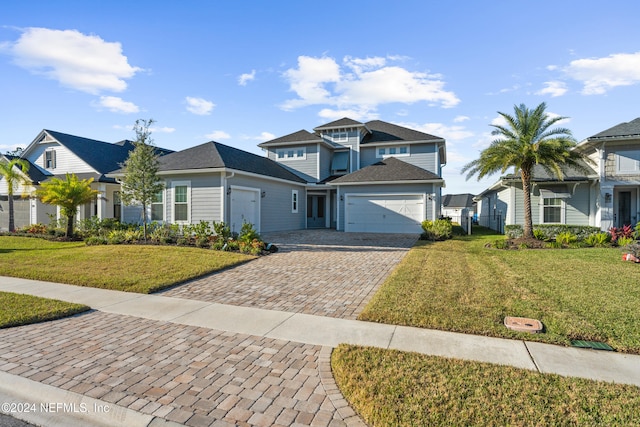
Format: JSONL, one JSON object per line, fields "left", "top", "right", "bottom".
{"left": 66, "top": 214, "right": 74, "bottom": 238}
{"left": 521, "top": 168, "right": 534, "bottom": 239}
{"left": 8, "top": 195, "right": 15, "bottom": 232}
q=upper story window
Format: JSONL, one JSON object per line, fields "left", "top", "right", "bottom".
{"left": 331, "top": 151, "right": 350, "bottom": 174}
{"left": 276, "top": 147, "right": 306, "bottom": 161}
{"left": 616, "top": 150, "right": 640, "bottom": 174}
{"left": 44, "top": 150, "right": 56, "bottom": 169}
{"left": 333, "top": 132, "right": 348, "bottom": 142}
{"left": 377, "top": 146, "right": 410, "bottom": 158}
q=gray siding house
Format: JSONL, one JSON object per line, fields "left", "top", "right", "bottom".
{"left": 476, "top": 117, "right": 640, "bottom": 233}
{"left": 0, "top": 130, "right": 173, "bottom": 231}
{"left": 3, "top": 118, "right": 447, "bottom": 234}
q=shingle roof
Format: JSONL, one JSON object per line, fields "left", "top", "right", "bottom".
{"left": 258, "top": 130, "right": 323, "bottom": 147}
{"left": 442, "top": 194, "right": 475, "bottom": 208}
{"left": 44, "top": 130, "right": 173, "bottom": 183}
{"left": 156, "top": 141, "right": 307, "bottom": 183}
{"left": 313, "top": 118, "right": 365, "bottom": 131}
{"left": 362, "top": 120, "right": 443, "bottom": 144}
{"left": 330, "top": 157, "right": 441, "bottom": 184}
{"left": 588, "top": 118, "right": 640, "bottom": 140}
{"left": 2, "top": 155, "right": 50, "bottom": 184}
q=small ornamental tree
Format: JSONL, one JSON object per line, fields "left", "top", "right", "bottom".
{"left": 0, "top": 157, "right": 31, "bottom": 232}
{"left": 119, "top": 119, "right": 164, "bottom": 240}
{"left": 37, "top": 173, "right": 98, "bottom": 237}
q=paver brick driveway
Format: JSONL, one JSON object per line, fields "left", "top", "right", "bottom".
{"left": 0, "top": 312, "right": 351, "bottom": 427}
{"left": 161, "top": 230, "right": 417, "bottom": 319}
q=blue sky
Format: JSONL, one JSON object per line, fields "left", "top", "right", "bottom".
{"left": 2, "top": 1, "right": 640, "bottom": 194}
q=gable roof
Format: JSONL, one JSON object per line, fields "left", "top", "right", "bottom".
{"left": 313, "top": 117, "right": 366, "bottom": 131}
{"left": 587, "top": 117, "right": 640, "bottom": 140}
{"left": 257, "top": 130, "right": 324, "bottom": 147}
{"left": 442, "top": 193, "right": 475, "bottom": 209}
{"left": 155, "top": 141, "right": 307, "bottom": 183}
{"left": 362, "top": 120, "right": 443, "bottom": 144}
{"left": 330, "top": 157, "right": 441, "bottom": 185}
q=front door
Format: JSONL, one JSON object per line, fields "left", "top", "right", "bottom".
{"left": 307, "top": 195, "right": 325, "bottom": 228}
{"left": 617, "top": 191, "right": 632, "bottom": 227}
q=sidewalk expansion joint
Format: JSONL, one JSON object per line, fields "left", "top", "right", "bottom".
{"left": 523, "top": 341, "right": 541, "bottom": 373}
{"left": 261, "top": 311, "right": 297, "bottom": 337}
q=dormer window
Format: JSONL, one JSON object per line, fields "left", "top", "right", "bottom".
{"left": 333, "top": 132, "right": 348, "bottom": 142}
{"left": 276, "top": 147, "right": 306, "bottom": 161}
{"left": 44, "top": 150, "right": 56, "bottom": 169}
{"left": 377, "top": 146, "right": 409, "bottom": 158}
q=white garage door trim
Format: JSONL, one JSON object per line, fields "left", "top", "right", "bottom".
{"left": 230, "top": 185, "right": 261, "bottom": 233}
{"left": 344, "top": 193, "right": 425, "bottom": 233}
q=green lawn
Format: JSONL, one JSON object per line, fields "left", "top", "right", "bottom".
{"left": 332, "top": 345, "right": 640, "bottom": 427}
{"left": 0, "top": 236, "right": 253, "bottom": 293}
{"left": 359, "top": 228, "right": 640, "bottom": 353}
{"left": 0, "top": 291, "right": 89, "bottom": 328}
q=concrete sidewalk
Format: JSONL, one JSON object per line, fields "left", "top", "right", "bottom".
{"left": 2, "top": 276, "right": 640, "bottom": 388}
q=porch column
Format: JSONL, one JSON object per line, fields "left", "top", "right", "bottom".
{"left": 600, "top": 185, "right": 614, "bottom": 232}
{"left": 97, "top": 183, "right": 107, "bottom": 219}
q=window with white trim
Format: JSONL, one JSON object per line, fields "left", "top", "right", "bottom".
{"left": 292, "top": 190, "right": 298, "bottom": 213}
{"left": 542, "top": 198, "right": 563, "bottom": 223}
{"left": 333, "top": 132, "right": 348, "bottom": 142}
{"left": 44, "top": 150, "right": 56, "bottom": 169}
{"left": 172, "top": 182, "right": 190, "bottom": 222}
{"left": 376, "top": 146, "right": 410, "bottom": 158}
{"left": 616, "top": 150, "right": 640, "bottom": 174}
{"left": 151, "top": 190, "right": 164, "bottom": 221}
{"left": 276, "top": 147, "right": 306, "bottom": 160}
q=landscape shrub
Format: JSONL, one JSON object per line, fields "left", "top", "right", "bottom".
{"left": 85, "top": 236, "right": 108, "bottom": 246}
{"left": 609, "top": 225, "right": 635, "bottom": 244}
{"left": 584, "top": 232, "right": 610, "bottom": 247}
{"left": 616, "top": 236, "right": 635, "bottom": 247}
{"left": 555, "top": 232, "right": 578, "bottom": 245}
{"left": 505, "top": 225, "right": 601, "bottom": 240}
{"left": 421, "top": 219, "right": 453, "bottom": 241}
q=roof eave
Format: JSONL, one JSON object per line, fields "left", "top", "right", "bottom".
{"left": 330, "top": 179, "right": 444, "bottom": 186}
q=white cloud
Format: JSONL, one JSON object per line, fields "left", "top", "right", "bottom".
{"left": 242, "top": 132, "right": 276, "bottom": 141}
{"left": 453, "top": 115, "right": 470, "bottom": 123}
{"left": 318, "top": 108, "right": 378, "bottom": 122}
{"left": 2, "top": 27, "right": 141, "bottom": 94}
{"left": 536, "top": 81, "right": 568, "bottom": 97}
{"left": 150, "top": 126, "right": 175, "bottom": 133}
{"left": 398, "top": 122, "right": 473, "bottom": 141}
{"left": 238, "top": 70, "right": 256, "bottom": 86}
{"left": 95, "top": 96, "right": 139, "bottom": 113}
{"left": 185, "top": 97, "right": 215, "bottom": 115}
{"left": 205, "top": 130, "right": 231, "bottom": 140}
{"left": 564, "top": 52, "right": 640, "bottom": 94}
{"left": 281, "top": 55, "right": 459, "bottom": 114}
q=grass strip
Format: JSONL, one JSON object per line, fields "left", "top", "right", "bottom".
{"left": 0, "top": 291, "right": 89, "bottom": 328}
{"left": 0, "top": 236, "right": 253, "bottom": 293}
{"left": 332, "top": 344, "right": 640, "bottom": 427}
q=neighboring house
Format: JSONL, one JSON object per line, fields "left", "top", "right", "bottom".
{"left": 441, "top": 193, "right": 476, "bottom": 223}
{"left": 0, "top": 129, "right": 173, "bottom": 231}
{"left": 476, "top": 117, "right": 640, "bottom": 233}
{"left": 258, "top": 118, "right": 446, "bottom": 233}
{"left": 4, "top": 118, "right": 446, "bottom": 234}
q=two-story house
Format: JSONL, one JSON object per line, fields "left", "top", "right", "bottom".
{"left": 475, "top": 117, "right": 640, "bottom": 233}
{"left": 257, "top": 118, "right": 446, "bottom": 233}
{"left": 0, "top": 129, "right": 173, "bottom": 231}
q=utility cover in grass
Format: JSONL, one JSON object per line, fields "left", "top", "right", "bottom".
{"left": 570, "top": 340, "right": 614, "bottom": 351}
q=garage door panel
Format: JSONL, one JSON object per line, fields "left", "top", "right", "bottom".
{"left": 345, "top": 194, "right": 424, "bottom": 233}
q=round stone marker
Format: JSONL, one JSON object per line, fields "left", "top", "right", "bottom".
{"left": 504, "top": 316, "right": 543, "bottom": 333}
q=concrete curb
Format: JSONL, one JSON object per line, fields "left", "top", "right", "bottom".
{"left": 0, "top": 371, "right": 175, "bottom": 427}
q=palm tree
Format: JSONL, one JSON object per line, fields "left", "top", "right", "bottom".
{"left": 36, "top": 173, "right": 98, "bottom": 237}
{"left": 462, "top": 102, "right": 591, "bottom": 239}
{"left": 0, "top": 157, "right": 31, "bottom": 232}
